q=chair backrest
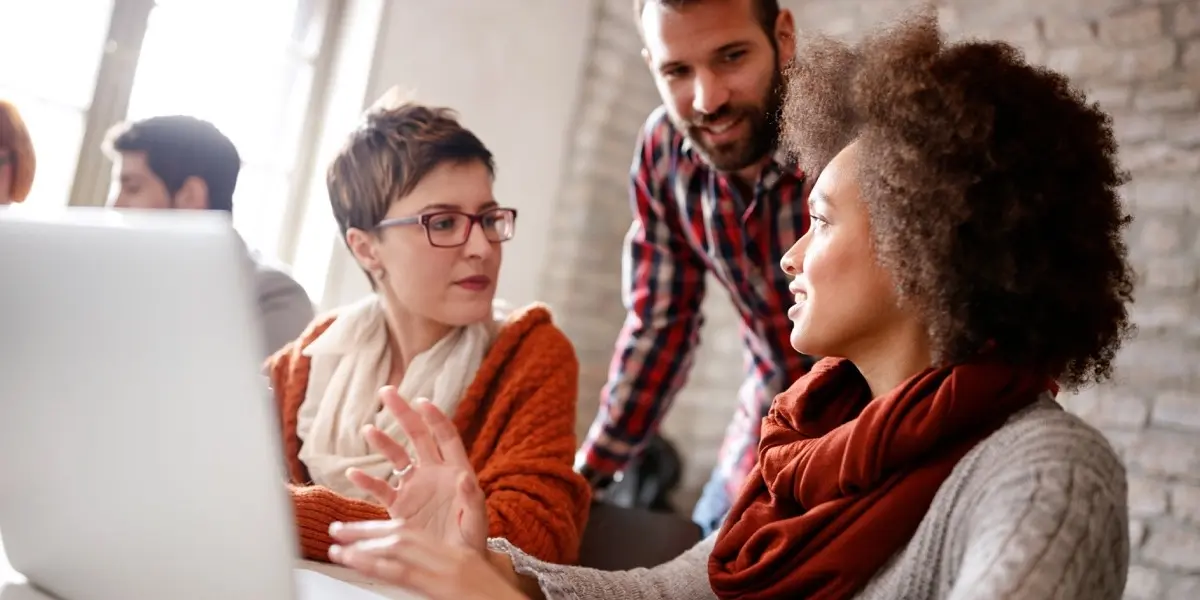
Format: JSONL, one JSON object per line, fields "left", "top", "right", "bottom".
{"left": 603, "top": 434, "right": 685, "bottom": 512}
{"left": 578, "top": 501, "right": 702, "bottom": 570}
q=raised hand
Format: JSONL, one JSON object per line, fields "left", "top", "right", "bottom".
{"left": 343, "top": 386, "right": 488, "bottom": 552}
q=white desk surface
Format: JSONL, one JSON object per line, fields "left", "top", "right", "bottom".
{"left": 0, "top": 533, "right": 419, "bottom": 600}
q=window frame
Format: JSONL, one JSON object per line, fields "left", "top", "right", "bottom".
{"left": 60, "top": 0, "right": 344, "bottom": 265}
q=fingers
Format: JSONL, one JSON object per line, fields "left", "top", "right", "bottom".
{"left": 345, "top": 468, "right": 396, "bottom": 506}
{"left": 362, "top": 424, "right": 413, "bottom": 472}
{"left": 328, "top": 519, "right": 402, "bottom": 543}
{"left": 336, "top": 533, "right": 446, "bottom": 572}
{"left": 416, "top": 400, "right": 472, "bottom": 468}
{"left": 329, "top": 531, "right": 457, "bottom": 597}
{"left": 379, "top": 387, "right": 443, "bottom": 465}
{"left": 331, "top": 540, "right": 443, "bottom": 589}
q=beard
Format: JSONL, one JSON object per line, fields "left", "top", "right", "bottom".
{"left": 674, "top": 67, "right": 785, "bottom": 173}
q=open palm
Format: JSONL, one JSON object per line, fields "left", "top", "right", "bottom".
{"left": 345, "top": 386, "right": 488, "bottom": 552}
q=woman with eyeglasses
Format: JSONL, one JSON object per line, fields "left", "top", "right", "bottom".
{"left": 265, "top": 97, "right": 590, "bottom": 567}
{"left": 0, "top": 100, "right": 36, "bottom": 205}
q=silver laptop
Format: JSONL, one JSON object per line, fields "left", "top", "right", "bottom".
{"left": 0, "top": 207, "right": 359, "bottom": 600}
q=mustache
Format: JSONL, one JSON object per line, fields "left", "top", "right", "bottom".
{"left": 691, "top": 105, "right": 747, "bottom": 128}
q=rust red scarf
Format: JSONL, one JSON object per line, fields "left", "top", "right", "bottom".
{"left": 708, "top": 357, "right": 1049, "bottom": 600}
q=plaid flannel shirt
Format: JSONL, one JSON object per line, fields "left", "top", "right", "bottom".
{"left": 576, "top": 106, "right": 815, "bottom": 498}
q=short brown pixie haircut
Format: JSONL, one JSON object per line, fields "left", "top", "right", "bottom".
{"left": 782, "top": 10, "right": 1135, "bottom": 389}
{"left": 326, "top": 96, "right": 495, "bottom": 239}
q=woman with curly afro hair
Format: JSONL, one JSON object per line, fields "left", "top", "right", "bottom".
{"left": 314, "top": 9, "right": 1133, "bottom": 600}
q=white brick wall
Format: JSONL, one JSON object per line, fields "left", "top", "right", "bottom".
{"left": 546, "top": 1, "right": 1200, "bottom": 595}
{"left": 539, "top": 0, "right": 747, "bottom": 513}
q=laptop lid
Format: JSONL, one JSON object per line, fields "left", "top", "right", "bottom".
{"left": 0, "top": 207, "right": 298, "bottom": 600}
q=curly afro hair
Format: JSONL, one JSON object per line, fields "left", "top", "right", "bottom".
{"left": 781, "top": 9, "right": 1135, "bottom": 389}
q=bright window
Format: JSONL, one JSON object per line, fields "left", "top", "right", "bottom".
{"left": 0, "top": 0, "right": 114, "bottom": 206}
{"left": 124, "top": 0, "right": 325, "bottom": 255}
{"left": 1, "top": 0, "right": 335, "bottom": 262}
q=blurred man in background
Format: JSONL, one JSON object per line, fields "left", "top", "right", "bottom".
{"left": 104, "top": 115, "right": 314, "bottom": 359}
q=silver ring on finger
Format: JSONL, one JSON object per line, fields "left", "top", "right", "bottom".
{"left": 392, "top": 464, "right": 414, "bottom": 479}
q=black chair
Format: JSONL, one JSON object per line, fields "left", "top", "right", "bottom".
{"left": 578, "top": 500, "right": 703, "bottom": 570}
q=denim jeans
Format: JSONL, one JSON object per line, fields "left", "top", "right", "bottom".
{"left": 691, "top": 467, "right": 733, "bottom": 537}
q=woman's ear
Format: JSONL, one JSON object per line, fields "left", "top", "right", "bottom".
{"left": 345, "top": 227, "right": 382, "bottom": 275}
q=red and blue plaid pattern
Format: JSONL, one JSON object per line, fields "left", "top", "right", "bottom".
{"left": 577, "top": 106, "right": 815, "bottom": 499}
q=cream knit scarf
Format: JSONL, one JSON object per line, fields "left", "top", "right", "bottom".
{"left": 294, "top": 295, "right": 503, "bottom": 500}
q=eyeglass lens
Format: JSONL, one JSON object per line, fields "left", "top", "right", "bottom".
{"left": 426, "top": 210, "right": 515, "bottom": 246}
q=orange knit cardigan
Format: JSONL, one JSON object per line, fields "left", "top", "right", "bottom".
{"left": 267, "top": 303, "right": 591, "bottom": 565}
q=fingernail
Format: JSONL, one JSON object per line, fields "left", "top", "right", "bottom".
{"left": 329, "top": 522, "right": 343, "bottom": 535}
{"left": 328, "top": 544, "right": 343, "bottom": 560}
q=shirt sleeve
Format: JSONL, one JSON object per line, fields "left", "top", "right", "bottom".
{"left": 257, "top": 266, "right": 316, "bottom": 359}
{"left": 946, "top": 416, "right": 1129, "bottom": 600}
{"left": 576, "top": 118, "right": 708, "bottom": 483}
{"left": 489, "top": 534, "right": 718, "bottom": 600}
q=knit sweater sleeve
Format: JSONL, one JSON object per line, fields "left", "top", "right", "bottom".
{"left": 288, "top": 484, "right": 390, "bottom": 561}
{"left": 265, "top": 315, "right": 378, "bottom": 563}
{"left": 476, "top": 324, "right": 592, "bottom": 565}
{"left": 265, "top": 314, "right": 337, "bottom": 485}
{"left": 488, "top": 534, "right": 718, "bottom": 600}
{"left": 946, "top": 412, "right": 1129, "bottom": 600}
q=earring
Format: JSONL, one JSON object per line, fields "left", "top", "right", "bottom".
{"left": 374, "top": 268, "right": 387, "bottom": 281}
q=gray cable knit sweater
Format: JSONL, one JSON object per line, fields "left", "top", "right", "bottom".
{"left": 490, "top": 399, "right": 1130, "bottom": 599}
